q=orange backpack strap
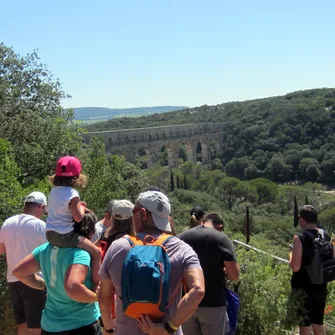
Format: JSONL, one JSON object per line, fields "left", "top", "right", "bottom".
{"left": 152, "top": 233, "right": 173, "bottom": 246}
{"left": 124, "top": 235, "right": 144, "bottom": 247}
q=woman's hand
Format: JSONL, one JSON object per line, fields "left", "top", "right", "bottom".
{"left": 137, "top": 315, "right": 169, "bottom": 335}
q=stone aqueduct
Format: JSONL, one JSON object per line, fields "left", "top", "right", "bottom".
{"left": 82, "top": 123, "right": 226, "bottom": 167}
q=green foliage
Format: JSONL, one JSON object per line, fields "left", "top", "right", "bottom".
{"left": 0, "top": 43, "right": 83, "bottom": 184}
{"left": 248, "top": 178, "right": 278, "bottom": 205}
{"left": 235, "top": 244, "right": 292, "bottom": 335}
{"left": 80, "top": 138, "right": 148, "bottom": 218}
{"left": 0, "top": 139, "right": 24, "bottom": 221}
{"left": 215, "top": 177, "right": 251, "bottom": 210}
{"left": 319, "top": 208, "right": 335, "bottom": 234}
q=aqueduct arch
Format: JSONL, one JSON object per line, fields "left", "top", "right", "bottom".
{"left": 82, "top": 123, "right": 226, "bottom": 168}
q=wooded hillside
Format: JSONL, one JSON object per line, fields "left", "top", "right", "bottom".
{"left": 87, "top": 89, "right": 335, "bottom": 185}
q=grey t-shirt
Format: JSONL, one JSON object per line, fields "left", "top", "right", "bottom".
{"left": 90, "top": 221, "right": 107, "bottom": 243}
{"left": 99, "top": 233, "right": 202, "bottom": 335}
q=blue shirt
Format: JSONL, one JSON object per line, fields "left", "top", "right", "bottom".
{"left": 33, "top": 243, "right": 100, "bottom": 332}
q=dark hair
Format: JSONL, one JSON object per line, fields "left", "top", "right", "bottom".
{"left": 104, "top": 217, "right": 135, "bottom": 247}
{"left": 299, "top": 205, "right": 318, "bottom": 224}
{"left": 190, "top": 206, "right": 205, "bottom": 220}
{"left": 73, "top": 212, "right": 97, "bottom": 239}
{"left": 24, "top": 202, "right": 41, "bottom": 210}
{"left": 49, "top": 174, "right": 88, "bottom": 189}
{"left": 203, "top": 213, "right": 224, "bottom": 228}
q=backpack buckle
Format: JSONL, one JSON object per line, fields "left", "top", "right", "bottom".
{"left": 143, "top": 235, "right": 155, "bottom": 244}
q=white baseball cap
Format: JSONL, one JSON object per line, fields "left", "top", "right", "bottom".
{"left": 25, "top": 191, "right": 47, "bottom": 206}
{"left": 137, "top": 191, "right": 171, "bottom": 232}
{"left": 112, "top": 200, "right": 134, "bottom": 220}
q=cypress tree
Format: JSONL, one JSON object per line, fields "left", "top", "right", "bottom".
{"left": 170, "top": 170, "right": 175, "bottom": 192}
{"left": 176, "top": 175, "right": 180, "bottom": 189}
{"left": 245, "top": 206, "right": 251, "bottom": 245}
{"left": 183, "top": 174, "right": 187, "bottom": 190}
{"left": 294, "top": 196, "right": 299, "bottom": 227}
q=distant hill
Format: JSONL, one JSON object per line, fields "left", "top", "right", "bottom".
{"left": 72, "top": 106, "right": 187, "bottom": 123}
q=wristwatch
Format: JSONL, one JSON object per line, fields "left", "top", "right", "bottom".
{"left": 105, "top": 328, "right": 115, "bottom": 333}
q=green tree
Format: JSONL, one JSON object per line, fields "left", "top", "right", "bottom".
{"left": 81, "top": 138, "right": 148, "bottom": 217}
{"left": 170, "top": 170, "right": 175, "bottom": 192}
{"left": 176, "top": 175, "right": 180, "bottom": 189}
{"left": 0, "top": 139, "right": 24, "bottom": 221}
{"left": 249, "top": 178, "right": 278, "bottom": 205}
{"left": 299, "top": 158, "right": 321, "bottom": 182}
{"left": 184, "top": 174, "right": 187, "bottom": 190}
{"left": 319, "top": 208, "right": 335, "bottom": 234}
{"left": 0, "top": 43, "right": 82, "bottom": 184}
{"left": 215, "top": 177, "right": 249, "bottom": 210}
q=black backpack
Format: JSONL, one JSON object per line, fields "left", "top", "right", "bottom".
{"left": 303, "top": 229, "right": 335, "bottom": 284}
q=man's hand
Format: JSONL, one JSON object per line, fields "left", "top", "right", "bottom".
{"left": 137, "top": 315, "right": 169, "bottom": 335}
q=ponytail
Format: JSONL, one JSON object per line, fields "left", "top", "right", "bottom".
{"left": 189, "top": 214, "right": 199, "bottom": 228}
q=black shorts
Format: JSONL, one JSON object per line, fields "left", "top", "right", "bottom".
{"left": 291, "top": 288, "right": 327, "bottom": 326}
{"left": 8, "top": 281, "right": 46, "bottom": 328}
{"left": 41, "top": 320, "right": 101, "bottom": 335}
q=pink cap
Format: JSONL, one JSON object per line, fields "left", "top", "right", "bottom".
{"left": 55, "top": 156, "right": 82, "bottom": 177}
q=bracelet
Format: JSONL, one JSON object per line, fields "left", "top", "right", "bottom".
{"left": 105, "top": 328, "right": 115, "bottom": 333}
{"left": 164, "top": 322, "right": 177, "bottom": 334}
{"left": 168, "top": 321, "right": 178, "bottom": 331}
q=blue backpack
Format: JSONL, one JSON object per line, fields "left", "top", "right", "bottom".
{"left": 225, "top": 288, "right": 240, "bottom": 335}
{"left": 121, "top": 234, "right": 172, "bottom": 319}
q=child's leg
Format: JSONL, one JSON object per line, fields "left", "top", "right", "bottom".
{"left": 78, "top": 237, "right": 101, "bottom": 285}
{"left": 46, "top": 231, "right": 79, "bottom": 248}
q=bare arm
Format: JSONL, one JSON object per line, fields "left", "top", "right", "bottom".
{"left": 99, "top": 278, "right": 116, "bottom": 331}
{"left": 170, "top": 267, "right": 205, "bottom": 327}
{"left": 64, "top": 264, "right": 98, "bottom": 303}
{"left": 0, "top": 242, "right": 6, "bottom": 255}
{"left": 289, "top": 235, "right": 302, "bottom": 272}
{"left": 69, "top": 197, "right": 86, "bottom": 223}
{"left": 224, "top": 260, "right": 240, "bottom": 281}
{"left": 12, "top": 253, "right": 45, "bottom": 290}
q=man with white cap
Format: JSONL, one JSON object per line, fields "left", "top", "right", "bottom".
{"left": 99, "top": 191, "right": 205, "bottom": 335}
{"left": 0, "top": 191, "right": 47, "bottom": 335}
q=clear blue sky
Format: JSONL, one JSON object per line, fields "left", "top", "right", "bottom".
{"left": 2, "top": 0, "right": 334, "bottom": 109}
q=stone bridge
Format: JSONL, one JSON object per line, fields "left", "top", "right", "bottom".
{"left": 82, "top": 122, "right": 226, "bottom": 167}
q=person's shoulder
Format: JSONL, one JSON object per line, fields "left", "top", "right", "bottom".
{"left": 33, "top": 242, "right": 51, "bottom": 257}
{"left": 62, "top": 247, "right": 90, "bottom": 262}
{"left": 1, "top": 214, "right": 20, "bottom": 227}
{"left": 321, "top": 229, "right": 331, "bottom": 241}
{"left": 165, "top": 234, "right": 195, "bottom": 251}
{"left": 95, "top": 221, "right": 104, "bottom": 230}
{"left": 178, "top": 226, "right": 200, "bottom": 238}
{"left": 109, "top": 235, "right": 131, "bottom": 253}
{"left": 178, "top": 229, "right": 190, "bottom": 239}
{"left": 26, "top": 215, "right": 46, "bottom": 227}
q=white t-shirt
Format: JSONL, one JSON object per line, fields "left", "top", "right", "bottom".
{"left": 90, "top": 221, "right": 108, "bottom": 243}
{"left": 46, "top": 186, "right": 80, "bottom": 234}
{"left": 0, "top": 214, "right": 47, "bottom": 282}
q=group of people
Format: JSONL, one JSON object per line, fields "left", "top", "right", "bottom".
{"left": 0, "top": 155, "right": 330, "bottom": 335}
{"left": 0, "top": 156, "right": 239, "bottom": 335}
